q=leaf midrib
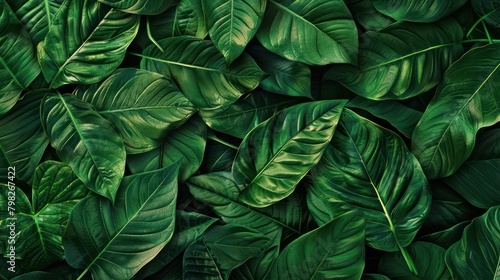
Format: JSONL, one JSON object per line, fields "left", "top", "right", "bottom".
{"left": 207, "top": 100, "right": 297, "bottom": 120}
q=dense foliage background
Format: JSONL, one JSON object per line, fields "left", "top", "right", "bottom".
{"left": 0, "top": 0, "right": 499, "bottom": 279}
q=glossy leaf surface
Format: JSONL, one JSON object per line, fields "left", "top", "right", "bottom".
{"left": 371, "top": 0, "right": 467, "bottom": 22}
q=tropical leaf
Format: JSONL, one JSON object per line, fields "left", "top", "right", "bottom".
{"left": 445, "top": 206, "right": 500, "bottom": 280}
{"left": 140, "top": 36, "right": 266, "bottom": 109}
{"left": 256, "top": 0, "right": 358, "bottom": 65}
{"left": 40, "top": 93, "right": 126, "bottom": 202}
{"left": 0, "top": 1, "right": 40, "bottom": 115}
{"left": 324, "top": 18, "right": 464, "bottom": 100}
{"left": 265, "top": 211, "right": 365, "bottom": 280}
{"left": 420, "top": 221, "right": 470, "bottom": 249}
{"left": 200, "top": 137, "right": 239, "bottom": 173}
{"left": 471, "top": 0, "right": 500, "bottom": 28}
{"left": 233, "top": 100, "right": 347, "bottom": 208}
{"left": 98, "top": 0, "right": 177, "bottom": 15}
{"left": 308, "top": 109, "right": 431, "bottom": 252}
{"left": 412, "top": 44, "right": 500, "bottom": 179}
{"left": 75, "top": 68, "right": 196, "bottom": 154}
{"left": 370, "top": 0, "right": 467, "bottom": 22}
{"left": 345, "top": 0, "right": 394, "bottom": 31}
{"left": 64, "top": 162, "right": 180, "bottom": 279}
{"left": 37, "top": 0, "right": 139, "bottom": 88}
{"left": 205, "top": 0, "right": 266, "bottom": 64}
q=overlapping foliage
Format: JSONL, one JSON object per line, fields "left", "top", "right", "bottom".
{"left": 0, "top": 0, "right": 499, "bottom": 279}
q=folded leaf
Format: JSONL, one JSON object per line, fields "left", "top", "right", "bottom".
{"left": 37, "top": 0, "right": 139, "bottom": 88}
{"left": 98, "top": 0, "right": 177, "bottom": 15}
{"left": 371, "top": 0, "right": 467, "bottom": 22}
{"left": 64, "top": 162, "right": 180, "bottom": 279}
{"left": 257, "top": 0, "right": 358, "bottom": 65}
{"left": 40, "top": 93, "right": 126, "bottom": 202}
{"left": 233, "top": 100, "right": 347, "bottom": 208}
{"left": 308, "top": 109, "right": 431, "bottom": 252}
{"left": 324, "top": 19, "right": 464, "bottom": 100}
{"left": 75, "top": 68, "right": 196, "bottom": 154}
{"left": 412, "top": 44, "right": 500, "bottom": 179}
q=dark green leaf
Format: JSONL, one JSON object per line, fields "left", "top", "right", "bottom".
{"left": 324, "top": 19, "right": 464, "bottom": 100}
{"left": 345, "top": 0, "right": 394, "bottom": 31}
{"left": 412, "top": 44, "right": 500, "bottom": 179}
{"left": 41, "top": 93, "right": 126, "bottom": 202}
{"left": 11, "top": 271, "right": 64, "bottom": 280}
{"left": 37, "top": 0, "right": 139, "bottom": 88}
{"left": 200, "top": 137, "right": 239, "bottom": 173}
{"left": 257, "top": 0, "right": 358, "bottom": 65}
{"left": 308, "top": 109, "right": 431, "bottom": 252}
{"left": 371, "top": 0, "right": 467, "bottom": 22}
{"left": 471, "top": 0, "right": 500, "bottom": 28}
{"left": 233, "top": 100, "right": 347, "bottom": 208}
{"left": 98, "top": 0, "right": 177, "bottom": 15}
{"left": 420, "top": 221, "right": 470, "bottom": 249}
{"left": 362, "top": 274, "right": 391, "bottom": 280}
{"left": 64, "top": 162, "right": 180, "bottom": 279}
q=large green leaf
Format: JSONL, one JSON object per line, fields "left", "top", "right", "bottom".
{"left": 40, "top": 93, "right": 126, "bottom": 202}
{"left": 75, "top": 68, "right": 196, "bottom": 154}
{"left": 471, "top": 0, "right": 500, "bottom": 28}
{"left": 0, "top": 1, "right": 40, "bottom": 116}
{"left": 98, "top": 0, "right": 177, "bottom": 15}
{"left": 0, "top": 91, "right": 49, "bottom": 183}
{"left": 140, "top": 36, "right": 266, "bottom": 109}
{"left": 324, "top": 19, "right": 464, "bottom": 100}
{"left": 445, "top": 206, "right": 500, "bottom": 279}
{"left": 412, "top": 44, "right": 500, "bottom": 179}
{"left": 443, "top": 129, "right": 500, "bottom": 208}
{"left": 183, "top": 224, "right": 272, "bottom": 280}
{"left": 127, "top": 115, "right": 207, "bottom": 182}
{"left": 200, "top": 90, "right": 303, "bottom": 138}
{"left": 420, "top": 221, "right": 470, "bottom": 249}
{"left": 6, "top": 0, "right": 64, "bottom": 44}
{"left": 265, "top": 210, "right": 365, "bottom": 280}
{"left": 64, "top": 163, "right": 180, "bottom": 279}
{"left": 345, "top": 0, "right": 394, "bottom": 31}
{"left": 256, "top": 0, "right": 358, "bottom": 65}
{"left": 205, "top": 0, "right": 266, "bottom": 64}
{"left": 370, "top": 0, "right": 467, "bottom": 22}
{"left": 379, "top": 242, "right": 450, "bottom": 280}
{"left": 0, "top": 161, "right": 87, "bottom": 271}
{"left": 308, "top": 109, "right": 431, "bottom": 252}
{"left": 232, "top": 100, "right": 347, "bottom": 208}
{"left": 37, "top": 0, "right": 139, "bottom": 88}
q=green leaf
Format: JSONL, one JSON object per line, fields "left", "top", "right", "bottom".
{"left": 140, "top": 36, "right": 266, "bottom": 109}
{"left": 442, "top": 129, "right": 500, "bottom": 208}
{"left": 40, "top": 93, "right": 126, "bottom": 202}
{"left": 10, "top": 271, "right": 64, "bottom": 280}
{"left": 0, "top": 1, "right": 41, "bottom": 115}
{"left": 98, "top": 0, "right": 177, "bottom": 15}
{"left": 324, "top": 19, "right": 464, "bottom": 100}
{"left": 64, "top": 162, "right": 180, "bottom": 279}
{"left": 247, "top": 45, "right": 312, "bottom": 98}
{"left": 445, "top": 206, "right": 500, "bottom": 280}
{"left": 412, "top": 44, "right": 500, "bottom": 179}
{"left": 127, "top": 115, "right": 207, "bottom": 182}
{"left": 345, "top": 0, "right": 394, "bottom": 31}
{"left": 0, "top": 91, "right": 49, "bottom": 183}
{"left": 257, "top": 0, "right": 358, "bottom": 65}
{"left": 6, "top": 0, "right": 64, "bottom": 44}
{"left": 266, "top": 210, "right": 365, "bottom": 280}
{"left": 183, "top": 224, "right": 272, "bottom": 280}
{"left": 205, "top": 0, "right": 266, "bottom": 64}
{"left": 379, "top": 242, "right": 450, "bottom": 280}
{"left": 308, "top": 109, "right": 431, "bottom": 252}
{"left": 371, "top": 0, "right": 467, "bottom": 22}
{"left": 362, "top": 274, "right": 391, "bottom": 280}
{"left": 420, "top": 221, "right": 470, "bottom": 249}
{"left": 233, "top": 100, "right": 347, "bottom": 208}
{"left": 37, "top": 0, "right": 139, "bottom": 88}
{"left": 472, "top": 0, "right": 500, "bottom": 28}
{"left": 200, "top": 137, "right": 239, "bottom": 173}
{"left": 200, "top": 90, "right": 303, "bottom": 138}
{"left": 75, "top": 68, "right": 196, "bottom": 154}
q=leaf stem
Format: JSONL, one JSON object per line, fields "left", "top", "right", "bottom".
{"left": 482, "top": 21, "right": 493, "bottom": 44}
{"left": 397, "top": 243, "right": 419, "bottom": 277}
{"left": 461, "top": 39, "right": 500, "bottom": 44}
{"left": 466, "top": 7, "right": 500, "bottom": 38}
{"left": 207, "top": 132, "right": 239, "bottom": 150}
{"left": 146, "top": 17, "right": 164, "bottom": 52}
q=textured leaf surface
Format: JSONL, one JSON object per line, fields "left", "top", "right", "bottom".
{"left": 233, "top": 100, "right": 347, "bottom": 208}
{"left": 371, "top": 0, "right": 467, "bottom": 22}
{"left": 75, "top": 68, "right": 196, "bottom": 154}
{"left": 64, "top": 163, "right": 180, "bottom": 279}
{"left": 141, "top": 36, "right": 266, "bottom": 109}
{"left": 41, "top": 93, "right": 126, "bottom": 202}
{"left": 308, "top": 109, "right": 431, "bottom": 251}
{"left": 256, "top": 0, "right": 358, "bottom": 65}
{"left": 37, "top": 0, "right": 139, "bottom": 88}
{"left": 324, "top": 19, "right": 464, "bottom": 100}
{"left": 98, "top": 0, "right": 177, "bottom": 15}
{"left": 412, "top": 44, "right": 500, "bottom": 179}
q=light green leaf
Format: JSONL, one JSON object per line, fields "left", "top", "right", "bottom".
{"left": 257, "top": 0, "right": 358, "bottom": 65}
{"left": 412, "top": 44, "right": 500, "bottom": 179}
{"left": 75, "top": 68, "right": 196, "bottom": 154}
{"left": 40, "top": 93, "right": 126, "bottom": 202}
{"left": 37, "top": 0, "right": 139, "bottom": 88}
{"left": 233, "top": 100, "right": 347, "bottom": 208}
{"left": 64, "top": 162, "right": 180, "bottom": 279}
{"left": 371, "top": 0, "right": 467, "bottom": 22}
{"left": 98, "top": 0, "right": 177, "bottom": 15}
{"left": 324, "top": 19, "right": 464, "bottom": 100}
